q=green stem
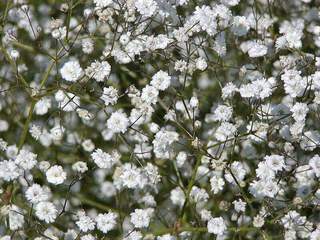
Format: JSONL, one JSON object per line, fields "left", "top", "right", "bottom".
{"left": 18, "top": 100, "right": 36, "bottom": 150}
{"left": 180, "top": 154, "right": 202, "bottom": 220}
{"left": 152, "top": 225, "right": 256, "bottom": 236}
{"left": 76, "top": 193, "right": 123, "bottom": 214}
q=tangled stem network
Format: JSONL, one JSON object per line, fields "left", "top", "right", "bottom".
{"left": 0, "top": 0, "right": 320, "bottom": 239}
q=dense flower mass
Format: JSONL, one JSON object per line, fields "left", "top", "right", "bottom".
{"left": 0, "top": 0, "right": 320, "bottom": 239}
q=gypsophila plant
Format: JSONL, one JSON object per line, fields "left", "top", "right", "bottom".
{"left": 0, "top": 0, "right": 320, "bottom": 239}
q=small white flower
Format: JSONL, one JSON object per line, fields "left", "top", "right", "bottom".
{"left": 210, "top": 176, "right": 225, "bottom": 194}
{"left": 247, "top": 42, "right": 267, "bottom": 58}
{"left": 94, "top": 0, "right": 113, "bottom": 8}
{"left": 212, "top": 105, "right": 233, "bottom": 122}
{"left": 151, "top": 71, "right": 171, "bottom": 90}
{"left": 101, "top": 86, "right": 118, "bottom": 106}
{"left": 309, "top": 155, "right": 320, "bottom": 177}
{"left": 130, "top": 208, "right": 154, "bottom": 228}
{"left": 15, "top": 149, "right": 37, "bottom": 170}
{"left": 170, "top": 187, "right": 185, "bottom": 207}
{"left": 46, "top": 165, "right": 67, "bottom": 185}
{"left": 134, "top": 0, "right": 158, "bottom": 17}
{"left": 207, "top": 217, "right": 227, "bottom": 235}
{"left": 35, "top": 98, "right": 51, "bottom": 115}
{"left": 85, "top": 61, "right": 111, "bottom": 82}
{"left": 60, "top": 60, "right": 84, "bottom": 82}
{"left": 233, "top": 199, "right": 246, "bottom": 213}
{"left": 35, "top": 201, "right": 57, "bottom": 223}
{"left": 0, "top": 160, "right": 22, "bottom": 181}
{"left": 141, "top": 85, "right": 159, "bottom": 104}
{"left": 95, "top": 212, "right": 118, "bottom": 234}
{"left": 25, "top": 184, "right": 49, "bottom": 204}
{"left": 76, "top": 214, "right": 95, "bottom": 232}
{"left": 91, "top": 149, "right": 119, "bottom": 169}
{"left": 107, "top": 110, "right": 129, "bottom": 133}
{"left": 9, "top": 205, "right": 24, "bottom": 230}
{"left": 195, "top": 57, "right": 207, "bottom": 71}
{"left": 264, "top": 155, "right": 285, "bottom": 172}
{"left": 291, "top": 102, "right": 308, "bottom": 123}
{"left": 72, "top": 161, "right": 88, "bottom": 173}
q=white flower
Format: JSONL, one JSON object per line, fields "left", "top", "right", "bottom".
{"left": 95, "top": 212, "right": 118, "bottom": 234}
{"left": 9, "top": 205, "right": 24, "bottom": 230}
{"left": 124, "top": 231, "right": 143, "bottom": 240}
{"left": 152, "top": 129, "right": 179, "bottom": 159}
{"left": 151, "top": 71, "right": 171, "bottom": 90}
{"left": 130, "top": 208, "right": 154, "bottom": 228}
{"left": 94, "top": 0, "right": 113, "bottom": 8}
{"left": 210, "top": 176, "right": 225, "bottom": 194}
{"left": 222, "top": 83, "right": 237, "bottom": 99}
{"left": 239, "top": 78, "right": 273, "bottom": 99}
{"left": 170, "top": 187, "right": 185, "bottom": 207}
{"left": 0, "top": 160, "right": 22, "bottom": 181}
{"left": 46, "top": 165, "right": 67, "bottom": 185}
{"left": 15, "top": 149, "right": 37, "bottom": 170}
{"left": 30, "top": 124, "right": 42, "bottom": 140}
{"left": 291, "top": 102, "right": 308, "bottom": 123}
{"left": 215, "top": 122, "right": 237, "bottom": 141}
{"left": 250, "top": 179, "right": 279, "bottom": 198}
{"left": 76, "top": 214, "right": 95, "bottom": 232}
{"left": 264, "top": 155, "right": 285, "bottom": 172}
{"left": 141, "top": 85, "right": 159, "bottom": 104}
{"left": 190, "top": 186, "right": 209, "bottom": 203}
{"left": 35, "top": 97, "right": 51, "bottom": 115}
{"left": 35, "top": 201, "right": 57, "bottom": 223}
{"left": 256, "top": 162, "right": 275, "bottom": 180}
{"left": 143, "top": 163, "right": 161, "bottom": 185}
{"left": 207, "top": 217, "right": 227, "bottom": 235}
{"left": 77, "top": 108, "right": 93, "bottom": 120}
{"left": 52, "top": 27, "right": 66, "bottom": 40}
{"left": 60, "top": 60, "right": 83, "bottom": 82}
{"left": 212, "top": 105, "right": 233, "bottom": 122}
{"left": 85, "top": 61, "right": 111, "bottom": 82}
{"left": 221, "top": 0, "right": 240, "bottom": 6}
{"left": 309, "top": 155, "right": 320, "bottom": 177}
{"left": 247, "top": 42, "right": 267, "bottom": 58}
{"left": 232, "top": 16, "right": 250, "bottom": 36}
{"left": 157, "top": 234, "right": 176, "bottom": 240}
{"left": 200, "top": 209, "right": 212, "bottom": 221}
{"left": 195, "top": 57, "right": 207, "bottom": 71}
{"left": 101, "top": 86, "right": 118, "bottom": 106}
{"left": 56, "top": 91, "right": 80, "bottom": 112}
{"left": 193, "top": 6, "right": 217, "bottom": 36}
{"left": 10, "top": 49, "right": 19, "bottom": 60}
{"left": 225, "top": 161, "right": 247, "bottom": 183}
{"left": 134, "top": 0, "right": 158, "bottom": 17}
{"left": 82, "top": 38, "right": 94, "bottom": 54}
{"left": 310, "top": 228, "right": 320, "bottom": 240}
{"left": 81, "top": 234, "right": 96, "bottom": 240}
{"left": 281, "top": 69, "right": 307, "bottom": 98}
{"left": 25, "top": 184, "right": 49, "bottom": 204}
{"left": 145, "top": 34, "right": 172, "bottom": 50}
{"left": 82, "top": 139, "right": 95, "bottom": 152}
{"left": 189, "top": 96, "right": 199, "bottom": 108}
{"left": 72, "top": 161, "right": 88, "bottom": 173}
{"left": 253, "top": 215, "right": 265, "bottom": 228}
{"left": 50, "top": 125, "right": 65, "bottom": 141}
{"left": 91, "top": 149, "right": 119, "bottom": 169}
{"left": 281, "top": 210, "right": 306, "bottom": 229}
{"left": 107, "top": 110, "right": 129, "bottom": 133}
{"left": 115, "top": 163, "right": 147, "bottom": 189}
{"left": 233, "top": 199, "right": 246, "bottom": 213}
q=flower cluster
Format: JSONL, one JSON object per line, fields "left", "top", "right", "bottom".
{"left": 0, "top": 0, "right": 320, "bottom": 239}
